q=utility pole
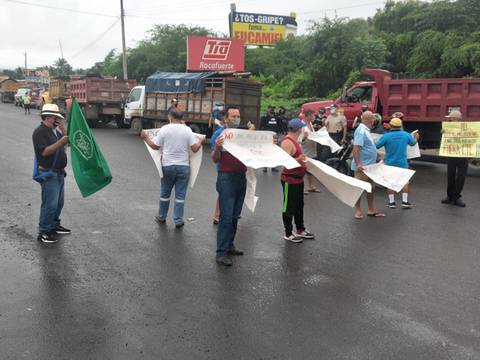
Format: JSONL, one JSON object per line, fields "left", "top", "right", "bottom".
{"left": 24, "top": 51, "right": 27, "bottom": 71}
{"left": 120, "top": 0, "right": 128, "bottom": 80}
{"left": 59, "top": 40, "right": 64, "bottom": 59}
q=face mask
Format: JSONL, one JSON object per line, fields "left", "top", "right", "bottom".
{"left": 230, "top": 117, "right": 241, "bottom": 128}
{"left": 331, "top": 109, "right": 337, "bottom": 115}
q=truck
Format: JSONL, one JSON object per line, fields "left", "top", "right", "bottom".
{"left": 123, "top": 72, "right": 262, "bottom": 134}
{"left": 67, "top": 75, "right": 136, "bottom": 127}
{"left": 301, "top": 68, "right": 480, "bottom": 149}
{"left": 0, "top": 78, "right": 22, "bottom": 103}
{"left": 49, "top": 76, "right": 76, "bottom": 113}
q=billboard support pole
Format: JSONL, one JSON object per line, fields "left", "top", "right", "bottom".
{"left": 229, "top": 3, "right": 236, "bottom": 38}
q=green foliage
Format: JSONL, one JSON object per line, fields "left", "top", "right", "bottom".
{"left": 49, "top": 58, "right": 73, "bottom": 77}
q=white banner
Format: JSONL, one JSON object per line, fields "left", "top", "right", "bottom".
{"left": 221, "top": 129, "right": 300, "bottom": 212}
{"left": 371, "top": 132, "right": 420, "bottom": 159}
{"left": 306, "top": 158, "right": 372, "bottom": 207}
{"left": 362, "top": 163, "right": 415, "bottom": 193}
{"left": 143, "top": 128, "right": 205, "bottom": 189}
{"left": 307, "top": 127, "right": 342, "bottom": 153}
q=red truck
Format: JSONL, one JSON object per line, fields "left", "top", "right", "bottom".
{"left": 301, "top": 68, "right": 480, "bottom": 149}
{"left": 70, "top": 76, "right": 136, "bottom": 127}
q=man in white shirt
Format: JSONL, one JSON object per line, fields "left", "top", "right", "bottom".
{"left": 142, "top": 109, "right": 203, "bottom": 227}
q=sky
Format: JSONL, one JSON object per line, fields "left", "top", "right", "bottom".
{"left": 0, "top": 0, "right": 388, "bottom": 71}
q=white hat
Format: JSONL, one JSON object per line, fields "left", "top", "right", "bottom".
{"left": 445, "top": 109, "right": 462, "bottom": 119}
{"left": 41, "top": 103, "right": 64, "bottom": 119}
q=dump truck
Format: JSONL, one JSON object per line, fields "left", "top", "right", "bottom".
{"left": 0, "top": 78, "right": 22, "bottom": 103}
{"left": 49, "top": 76, "right": 76, "bottom": 113}
{"left": 123, "top": 72, "right": 262, "bottom": 134}
{"left": 56, "top": 75, "right": 136, "bottom": 127}
{"left": 301, "top": 68, "right": 480, "bottom": 149}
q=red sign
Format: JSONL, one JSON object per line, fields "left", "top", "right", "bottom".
{"left": 187, "top": 36, "right": 245, "bottom": 72}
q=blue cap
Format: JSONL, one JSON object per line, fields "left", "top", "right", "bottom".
{"left": 288, "top": 118, "right": 306, "bottom": 132}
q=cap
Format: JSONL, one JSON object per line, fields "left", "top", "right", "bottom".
{"left": 445, "top": 110, "right": 462, "bottom": 119}
{"left": 288, "top": 118, "right": 306, "bottom": 132}
{"left": 41, "top": 103, "right": 64, "bottom": 119}
{"left": 392, "top": 111, "right": 404, "bottom": 119}
{"left": 171, "top": 98, "right": 177, "bottom": 103}
{"left": 390, "top": 117, "right": 402, "bottom": 127}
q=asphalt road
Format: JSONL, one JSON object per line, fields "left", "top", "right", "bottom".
{"left": 1, "top": 102, "right": 480, "bottom": 360}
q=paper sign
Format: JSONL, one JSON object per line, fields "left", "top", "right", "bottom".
{"left": 143, "top": 128, "right": 205, "bottom": 188}
{"left": 308, "top": 128, "right": 342, "bottom": 153}
{"left": 363, "top": 163, "right": 415, "bottom": 193}
{"left": 221, "top": 129, "right": 300, "bottom": 212}
{"left": 306, "top": 158, "right": 372, "bottom": 207}
{"left": 371, "top": 132, "right": 421, "bottom": 159}
{"left": 439, "top": 121, "right": 480, "bottom": 158}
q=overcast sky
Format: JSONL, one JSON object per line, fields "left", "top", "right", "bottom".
{"left": 0, "top": 0, "right": 387, "bottom": 70}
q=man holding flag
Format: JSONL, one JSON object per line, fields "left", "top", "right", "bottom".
{"left": 32, "top": 104, "right": 70, "bottom": 243}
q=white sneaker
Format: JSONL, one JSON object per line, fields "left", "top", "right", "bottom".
{"left": 294, "top": 229, "right": 315, "bottom": 239}
{"left": 283, "top": 234, "right": 303, "bottom": 243}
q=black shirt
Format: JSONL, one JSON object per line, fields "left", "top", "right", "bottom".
{"left": 32, "top": 123, "right": 67, "bottom": 170}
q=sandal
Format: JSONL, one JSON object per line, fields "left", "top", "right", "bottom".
{"left": 307, "top": 188, "right": 321, "bottom": 193}
{"left": 367, "top": 212, "right": 386, "bottom": 218}
{"left": 354, "top": 213, "right": 363, "bottom": 220}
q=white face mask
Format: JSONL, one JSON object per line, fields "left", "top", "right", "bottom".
{"left": 229, "top": 117, "right": 241, "bottom": 128}
{"left": 331, "top": 109, "right": 337, "bottom": 114}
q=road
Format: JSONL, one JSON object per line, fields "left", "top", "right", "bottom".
{"left": 1, "top": 102, "right": 480, "bottom": 360}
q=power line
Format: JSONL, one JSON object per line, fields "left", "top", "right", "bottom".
{"left": 3, "top": 0, "right": 117, "bottom": 17}
{"left": 70, "top": 17, "right": 121, "bottom": 60}
{"left": 297, "top": 1, "right": 386, "bottom": 15}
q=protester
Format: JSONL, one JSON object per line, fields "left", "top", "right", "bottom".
{"left": 375, "top": 117, "right": 419, "bottom": 209}
{"left": 371, "top": 113, "right": 387, "bottom": 134}
{"left": 23, "top": 92, "right": 31, "bottom": 115}
{"left": 352, "top": 111, "right": 385, "bottom": 219}
{"left": 141, "top": 109, "right": 203, "bottom": 227}
{"left": 211, "top": 106, "right": 246, "bottom": 266}
{"left": 441, "top": 110, "right": 468, "bottom": 207}
{"left": 324, "top": 105, "right": 347, "bottom": 145}
{"left": 32, "top": 104, "right": 71, "bottom": 243}
{"left": 208, "top": 101, "right": 224, "bottom": 133}
{"left": 352, "top": 104, "right": 369, "bottom": 129}
{"left": 278, "top": 106, "right": 288, "bottom": 134}
{"left": 312, "top": 107, "right": 326, "bottom": 131}
{"left": 280, "top": 118, "right": 315, "bottom": 243}
{"left": 299, "top": 109, "right": 321, "bottom": 193}
{"left": 260, "top": 106, "right": 280, "bottom": 173}
{"left": 167, "top": 98, "right": 178, "bottom": 113}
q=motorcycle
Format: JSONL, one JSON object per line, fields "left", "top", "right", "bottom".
{"left": 325, "top": 137, "right": 354, "bottom": 176}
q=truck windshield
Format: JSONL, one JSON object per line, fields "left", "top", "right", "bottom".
{"left": 345, "top": 86, "right": 372, "bottom": 103}
{"left": 128, "top": 88, "right": 142, "bottom": 103}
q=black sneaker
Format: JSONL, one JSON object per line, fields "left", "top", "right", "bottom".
{"left": 401, "top": 201, "right": 413, "bottom": 209}
{"left": 441, "top": 197, "right": 453, "bottom": 204}
{"left": 453, "top": 198, "right": 466, "bottom": 207}
{"left": 216, "top": 256, "right": 233, "bottom": 266}
{"left": 175, "top": 222, "right": 185, "bottom": 229}
{"left": 37, "top": 232, "right": 58, "bottom": 244}
{"left": 54, "top": 225, "right": 71, "bottom": 235}
{"left": 387, "top": 202, "right": 397, "bottom": 209}
{"left": 155, "top": 215, "right": 166, "bottom": 224}
{"left": 228, "top": 246, "right": 244, "bottom": 256}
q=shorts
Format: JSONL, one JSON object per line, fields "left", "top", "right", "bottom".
{"left": 354, "top": 171, "right": 375, "bottom": 190}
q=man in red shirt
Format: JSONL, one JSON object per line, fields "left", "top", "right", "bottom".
{"left": 211, "top": 106, "right": 246, "bottom": 266}
{"left": 280, "top": 119, "right": 315, "bottom": 243}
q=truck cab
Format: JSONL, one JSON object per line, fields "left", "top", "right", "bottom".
{"left": 124, "top": 85, "right": 145, "bottom": 131}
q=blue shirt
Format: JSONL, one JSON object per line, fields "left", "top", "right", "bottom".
{"left": 352, "top": 123, "right": 378, "bottom": 171}
{"left": 375, "top": 130, "right": 416, "bottom": 169}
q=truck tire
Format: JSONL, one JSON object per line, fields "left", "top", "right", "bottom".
{"left": 116, "top": 117, "right": 130, "bottom": 129}
{"left": 131, "top": 118, "right": 143, "bottom": 135}
{"left": 188, "top": 123, "right": 202, "bottom": 134}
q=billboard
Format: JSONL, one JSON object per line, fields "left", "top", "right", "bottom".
{"left": 230, "top": 11, "right": 297, "bottom": 46}
{"left": 187, "top": 36, "right": 245, "bottom": 72}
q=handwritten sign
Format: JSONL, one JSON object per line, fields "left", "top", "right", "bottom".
{"left": 363, "top": 163, "right": 415, "bottom": 193}
{"left": 439, "top": 121, "right": 480, "bottom": 158}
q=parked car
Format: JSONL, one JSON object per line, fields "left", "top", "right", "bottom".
{"left": 14, "top": 88, "right": 31, "bottom": 106}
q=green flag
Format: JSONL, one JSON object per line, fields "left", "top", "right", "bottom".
{"left": 67, "top": 98, "right": 112, "bottom": 197}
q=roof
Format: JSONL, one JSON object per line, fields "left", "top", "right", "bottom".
{"left": 145, "top": 72, "right": 217, "bottom": 93}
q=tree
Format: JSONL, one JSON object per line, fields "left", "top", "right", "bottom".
{"left": 49, "top": 58, "right": 73, "bottom": 77}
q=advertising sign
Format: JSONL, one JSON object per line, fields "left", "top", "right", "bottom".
{"left": 230, "top": 11, "right": 297, "bottom": 46}
{"left": 187, "top": 36, "right": 245, "bottom": 72}
{"left": 439, "top": 121, "right": 480, "bottom": 158}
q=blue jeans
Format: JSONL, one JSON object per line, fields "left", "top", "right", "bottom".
{"left": 39, "top": 171, "right": 65, "bottom": 235}
{"left": 159, "top": 165, "right": 190, "bottom": 225}
{"left": 216, "top": 172, "right": 246, "bottom": 257}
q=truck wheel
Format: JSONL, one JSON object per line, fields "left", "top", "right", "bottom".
{"left": 188, "top": 124, "right": 202, "bottom": 134}
{"left": 131, "top": 118, "right": 143, "bottom": 135}
{"left": 116, "top": 117, "right": 129, "bottom": 129}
